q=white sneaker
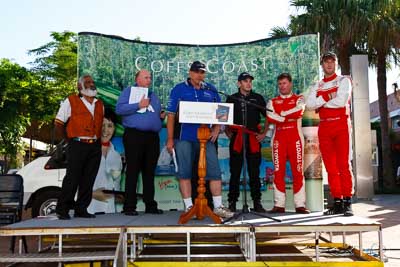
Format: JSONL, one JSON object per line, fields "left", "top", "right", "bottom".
{"left": 185, "top": 206, "right": 193, "bottom": 212}
{"left": 214, "top": 206, "right": 234, "bottom": 218}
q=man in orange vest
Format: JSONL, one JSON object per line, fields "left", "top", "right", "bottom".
{"left": 54, "top": 74, "right": 104, "bottom": 220}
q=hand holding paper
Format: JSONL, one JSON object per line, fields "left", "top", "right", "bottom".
{"left": 129, "top": 86, "right": 148, "bottom": 113}
{"left": 138, "top": 95, "right": 150, "bottom": 109}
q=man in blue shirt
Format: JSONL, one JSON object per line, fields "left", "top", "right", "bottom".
{"left": 116, "top": 69, "right": 163, "bottom": 215}
{"left": 166, "top": 61, "right": 233, "bottom": 219}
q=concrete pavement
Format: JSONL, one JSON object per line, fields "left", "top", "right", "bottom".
{"left": 344, "top": 194, "right": 400, "bottom": 267}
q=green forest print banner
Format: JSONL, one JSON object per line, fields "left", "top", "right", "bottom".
{"left": 78, "top": 32, "right": 323, "bottom": 211}
{"left": 78, "top": 32, "right": 320, "bottom": 127}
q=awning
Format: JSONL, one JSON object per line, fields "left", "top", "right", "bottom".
{"left": 21, "top": 137, "right": 48, "bottom": 151}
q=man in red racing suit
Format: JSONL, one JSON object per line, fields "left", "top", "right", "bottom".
{"left": 267, "top": 73, "right": 310, "bottom": 214}
{"left": 306, "top": 52, "right": 354, "bottom": 216}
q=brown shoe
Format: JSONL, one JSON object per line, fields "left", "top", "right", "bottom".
{"left": 295, "top": 207, "right": 310, "bottom": 214}
{"left": 269, "top": 206, "right": 285, "bottom": 213}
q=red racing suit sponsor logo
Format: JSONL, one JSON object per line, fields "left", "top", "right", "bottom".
{"left": 296, "top": 140, "right": 302, "bottom": 172}
{"left": 273, "top": 141, "right": 279, "bottom": 171}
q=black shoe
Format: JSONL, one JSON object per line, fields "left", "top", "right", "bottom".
{"left": 74, "top": 211, "right": 96, "bottom": 218}
{"left": 145, "top": 207, "right": 163, "bottom": 214}
{"left": 343, "top": 197, "right": 354, "bottom": 216}
{"left": 228, "top": 201, "right": 236, "bottom": 212}
{"left": 324, "top": 198, "right": 343, "bottom": 215}
{"left": 253, "top": 201, "right": 266, "bottom": 213}
{"left": 123, "top": 210, "right": 138, "bottom": 216}
{"left": 56, "top": 212, "right": 71, "bottom": 220}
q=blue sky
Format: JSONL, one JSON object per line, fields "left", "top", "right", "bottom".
{"left": 1, "top": 0, "right": 398, "bottom": 102}
{"left": 1, "top": 0, "right": 290, "bottom": 64}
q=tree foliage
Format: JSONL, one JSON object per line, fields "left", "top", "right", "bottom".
{"left": 287, "top": 0, "right": 371, "bottom": 75}
{"left": 0, "top": 59, "right": 32, "bottom": 170}
{"left": 0, "top": 31, "right": 78, "bottom": 170}
{"left": 26, "top": 31, "right": 78, "bottom": 135}
{"left": 29, "top": 31, "right": 77, "bottom": 90}
{"left": 363, "top": 0, "right": 400, "bottom": 190}
{"left": 281, "top": 0, "right": 400, "bottom": 191}
{"left": 27, "top": 31, "right": 77, "bottom": 122}
{"left": 268, "top": 26, "right": 291, "bottom": 38}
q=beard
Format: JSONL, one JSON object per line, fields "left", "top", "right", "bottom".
{"left": 81, "top": 87, "right": 97, "bottom": 97}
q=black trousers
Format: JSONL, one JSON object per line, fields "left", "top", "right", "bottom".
{"left": 123, "top": 128, "right": 160, "bottom": 212}
{"left": 228, "top": 133, "right": 262, "bottom": 203}
{"left": 56, "top": 140, "right": 101, "bottom": 214}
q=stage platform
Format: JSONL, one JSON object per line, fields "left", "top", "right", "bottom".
{"left": 0, "top": 211, "right": 384, "bottom": 266}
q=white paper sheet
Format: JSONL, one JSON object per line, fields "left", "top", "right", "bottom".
{"left": 129, "top": 86, "right": 148, "bottom": 113}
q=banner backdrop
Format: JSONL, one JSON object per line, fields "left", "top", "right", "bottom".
{"left": 78, "top": 32, "right": 322, "bottom": 211}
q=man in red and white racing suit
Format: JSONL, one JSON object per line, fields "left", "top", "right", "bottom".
{"left": 306, "top": 52, "right": 354, "bottom": 216}
{"left": 267, "top": 73, "right": 309, "bottom": 214}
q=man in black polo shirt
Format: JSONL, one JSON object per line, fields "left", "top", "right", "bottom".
{"left": 225, "top": 72, "right": 268, "bottom": 212}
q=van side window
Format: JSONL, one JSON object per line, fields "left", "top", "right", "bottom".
{"left": 45, "top": 143, "right": 68, "bottom": 169}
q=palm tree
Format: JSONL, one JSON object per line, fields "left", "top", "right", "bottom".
{"left": 269, "top": 26, "right": 291, "bottom": 38}
{"left": 363, "top": 0, "right": 400, "bottom": 190}
{"left": 287, "top": 0, "right": 367, "bottom": 75}
{"left": 280, "top": 0, "right": 400, "bottom": 191}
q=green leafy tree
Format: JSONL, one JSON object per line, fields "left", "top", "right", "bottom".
{"left": 0, "top": 59, "right": 32, "bottom": 170}
{"left": 28, "top": 30, "right": 78, "bottom": 123}
{"left": 29, "top": 31, "right": 77, "bottom": 91}
{"left": 0, "top": 31, "right": 79, "bottom": 168}
{"left": 26, "top": 31, "right": 78, "bottom": 143}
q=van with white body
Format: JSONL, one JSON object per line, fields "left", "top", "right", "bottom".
{"left": 18, "top": 146, "right": 67, "bottom": 217}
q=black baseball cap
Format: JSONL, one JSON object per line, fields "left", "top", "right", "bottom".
{"left": 238, "top": 72, "right": 254, "bottom": 81}
{"left": 190, "top": 61, "right": 207, "bottom": 72}
{"left": 320, "top": 52, "right": 337, "bottom": 63}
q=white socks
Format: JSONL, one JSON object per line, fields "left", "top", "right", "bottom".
{"left": 212, "top": 195, "right": 222, "bottom": 208}
{"left": 183, "top": 198, "right": 193, "bottom": 210}
{"left": 184, "top": 196, "right": 223, "bottom": 210}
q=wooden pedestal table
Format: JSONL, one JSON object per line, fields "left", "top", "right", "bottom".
{"left": 178, "top": 125, "right": 222, "bottom": 224}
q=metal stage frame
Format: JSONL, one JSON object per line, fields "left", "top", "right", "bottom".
{"left": 0, "top": 212, "right": 384, "bottom": 267}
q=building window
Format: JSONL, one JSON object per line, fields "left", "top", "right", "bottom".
{"left": 372, "top": 146, "right": 379, "bottom": 166}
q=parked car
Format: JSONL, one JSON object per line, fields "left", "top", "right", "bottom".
{"left": 18, "top": 143, "right": 67, "bottom": 217}
{"left": 18, "top": 140, "right": 181, "bottom": 217}
{"left": 7, "top": 168, "right": 19, "bottom": 174}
